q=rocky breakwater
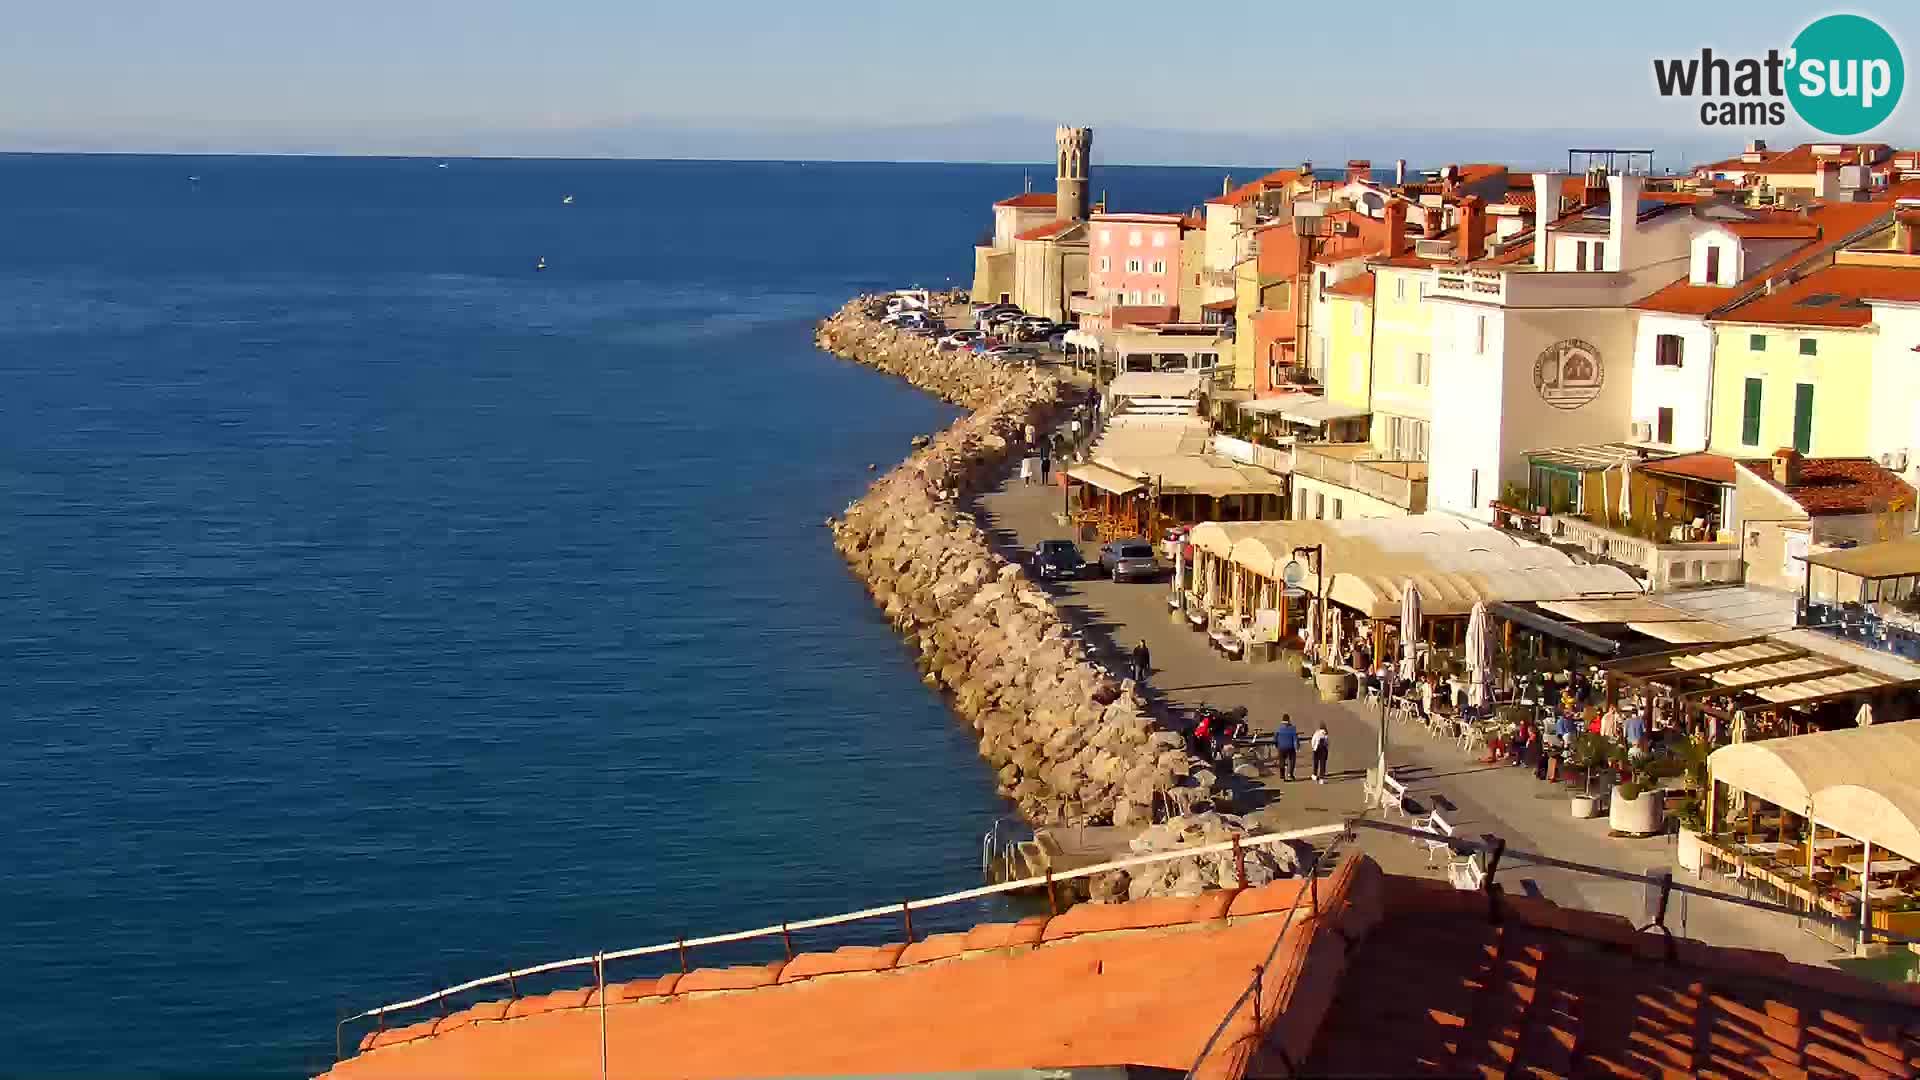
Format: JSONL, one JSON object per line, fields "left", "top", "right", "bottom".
{"left": 817, "top": 299, "right": 1233, "bottom": 831}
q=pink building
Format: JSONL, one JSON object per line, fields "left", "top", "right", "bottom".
{"left": 1087, "top": 213, "right": 1196, "bottom": 324}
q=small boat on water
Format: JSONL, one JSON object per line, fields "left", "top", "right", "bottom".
{"left": 562, "top": 194, "right": 574, "bottom": 204}
{"left": 437, "top": 162, "right": 449, "bottom": 169}
{"left": 535, "top": 256, "right": 547, "bottom": 272}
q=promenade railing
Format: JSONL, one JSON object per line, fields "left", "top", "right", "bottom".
{"left": 334, "top": 820, "right": 1348, "bottom": 1062}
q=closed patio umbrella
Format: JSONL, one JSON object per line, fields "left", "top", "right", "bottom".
{"left": 1400, "top": 581, "right": 1423, "bottom": 667}
{"left": 1465, "top": 600, "right": 1492, "bottom": 708}
{"left": 1857, "top": 701, "right": 1875, "bottom": 727}
{"left": 1619, "top": 457, "right": 1633, "bottom": 524}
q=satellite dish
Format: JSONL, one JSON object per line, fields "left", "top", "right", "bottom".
{"left": 1282, "top": 560, "right": 1305, "bottom": 587}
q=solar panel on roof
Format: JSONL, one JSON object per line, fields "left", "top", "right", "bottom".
{"left": 1795, "top": 293, "right": 1841, "bottom": 307}
{"left": 1840, "top": 298, "right": 1871, "bottom": 309}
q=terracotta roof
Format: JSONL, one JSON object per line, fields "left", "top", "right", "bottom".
{"left": 1634, "top": 200, "right": 1895, "bottom": 316}
{"left": 1719, "top": 219, "right": 1823, "bottom": 239}
{"left": 1326, "top": 272, "right": 1375, "bottom": 300}
{"left": 1698, "top": 142, "right": 1892, "bottom": 177}
{"left": 994, "top": 192, "right": 1057, "bottom": 209}
{"left": 1205, "top": 167, "right": 1304, "bottom": 206}
{"left": 1632, "top": 281, "right": 1740, "bottom": 316}
{"left": 1739, "top": 456, "right": 1916, "bottom": 516}
{"left": 1457, "top": 163, "right": 1507, "bottom": 183}
{"left": 1307, "top": 874, "right": 1920, "bottom": 1079}
{"left": 1202, "top": 298, "right": 1236, "bottom": 311}
{"left": 1714, "top": 262, "right": 1920, "bottom": 328}
{"left": 321, "top": 856, "right": 1920, "bottom": 1080}
{"left": 1640, "top": 452, "right": 1737, "bottom": 485}
{"left": 1014, "top": 219, "right": 1074, "bottom": 241}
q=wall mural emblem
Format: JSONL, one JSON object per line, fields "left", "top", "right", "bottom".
{"left": 1533, "top": 338, "right": 1604, "bottom": 410}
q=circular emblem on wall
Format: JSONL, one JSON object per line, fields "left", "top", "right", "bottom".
{"left": 1533, "top": 338, "right": 1604, "bottom": 411}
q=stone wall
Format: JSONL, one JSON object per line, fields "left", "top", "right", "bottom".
{"left": 817, "top": 298, "right": 1230, "bottom": 829}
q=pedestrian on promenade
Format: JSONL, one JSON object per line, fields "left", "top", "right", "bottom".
{"left": 1274, "top": 714, "right": 1299, "bottom": 781}
{"left": 1310, "top": 723, "right": 1330, "bottom": 783}
{"left": 1130, "top": 639, "right": 1151, "bottom": 683}
{"left": 1020, "top": 456, "right": 1036, "bottom": 485}
{"left": 1024, "top": 421, "right": 1036, "bottom": 448}
{"left": 1039, "top": 448, "right": 1051, "bottom": 484}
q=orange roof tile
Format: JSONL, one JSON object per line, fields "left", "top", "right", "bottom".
{"left": 1635, "top": 199, "right": 1895, "bottom": 316}
{"left": 1014, "top": 219, "right": 1074, "bottom": 241}
{"left": 1640, "top": 452, "right": 1737, "bottom": 485}
{"left": 1632, "top": 280, "right": 1740, "bottom": 316}
{"left": 1719, "top": 219, "right": 1822, "bottom": 239}
{"left": 1739, "top": 456, "right": 1915, "bottom": 516}
{"left": 1326, "top": 272, "right": 1375, "bottom": 300}
{"left": 320, "top": 856, "right": 1920, "bottom": 1080}
{"left": 993, "top": 192, "right": 1057, "bottom": 209}
{"left": 1205, "top": 167, "right": 1305, "bottom": 206}
{"left": 1698, "top": 142, "right": 1891, "bottom": 177}
{"left": 1714, "top": 262, "right": 1920, "bottom": 328}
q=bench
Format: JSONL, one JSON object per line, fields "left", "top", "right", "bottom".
{"left": 1410, "top": 809, "right": 1455, "bottom": 867}
{"left": 1367, "top": 770, "right": 1412, "bottom": 821}
{"left": 1447, "top": 851, "right": 1487, "bottom": 891}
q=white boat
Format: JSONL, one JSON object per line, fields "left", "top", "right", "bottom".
{"left": 535, "top": 257, "right": 547, "bottom": 271}
{"left": 562, "top": 194, "right": 574, "bottom": 204}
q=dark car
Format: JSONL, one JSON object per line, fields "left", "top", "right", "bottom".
{"left": 1098, "top": 539, "right": 1160, "bottom": 582}
{"left": 1029, "top": 539, "right": 1086, "bottom": 581}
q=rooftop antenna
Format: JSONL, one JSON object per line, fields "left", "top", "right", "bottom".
{"left": 1024, "top": 171, "right": 1032, "bottom": 194}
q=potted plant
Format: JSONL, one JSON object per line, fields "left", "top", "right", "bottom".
{"left": 1667, "top": 736, "right": 1713, "bottom": 869}
{"left": 1568, "top": 732, "right": 1613, "bottom": 819}
{"left": 1609, "top": 749, "right": 1675, "bottom": 837}
{"left": 1313, "top": 662, "right": 1355, "bottom": 703}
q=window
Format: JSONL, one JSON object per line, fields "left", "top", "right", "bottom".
{"left": 1098, "top": 256, "right": 1110, "bottom": 272}
{"left": 1750, "top": 333, "right": 1768, "bottom": 351}
{"left": 1098, "top": 228, "right": 1110, "bottom": 247}
{"left": 1128, "top": 290, "right": 1143, "bottom": 305}
{"left": 1150, "top": 259, "right": 1166, "bottom": 274}
{"left": 1331, "top": 498, "right": 1344, "bottom": 519}
{"left": 1396, "top": 277, "right": 1406, "bottom": 301}
{"left": 1655, "top": 333, "right": 1683, "bottom": 368}
{"left": 1148, "top": 291, "right": 1164, "bottom": 305}
{"left": 1793, "top": 383, "right": 1814, "bottom": 453}
{"left": 1593, "top": 241, "right": 1605, "bottom": 269}
{"left": 1657, "top": 406, "right": 1674, "bottom": 445}
{"left": 1126, "top": 258, "right": 1142, "bottom": 273}
{"left": 1317, "top": 272, "right": 1327, "bottom": 303}
{"left": 1410, "top": 351, "right": 1431, "bottom": 386}
{"left": 1470, "top": 468, "right": 1480, "bottom": 509}
{"left": 1741, "top": 377, "right": 1764, "bottom": 445}
{"left": 1575, "top": 242, "right": 1588, "bottom": 272}
{"left": 1151, "top": 233, "right": 1165, "bottom": 248}
{"left": 1128, "top": 230, "right": 1142, "bottom": 246}
{"left": 1799, "top": 337, "right": 1818, "bottom": 356}
{"left": 1312, "top": 492, "right": 1324, "bottom": 519}
{"left": 1475, "top": 316, "right": 1487, "bottom": 355}
{"left": 1351, "top": 305, "right": 1362, "bottom": 331}
{"left": 1704, "top": 244, "right": 1721, "bottom": 283}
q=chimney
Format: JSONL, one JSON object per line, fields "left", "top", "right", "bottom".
{"left": 1395, "top": 158, "right": 1407, "bottom": 185}
{"left": 1457, "top": 196, "right": 1487, "bottom": 262}
{"left": 1605, "top": 172, "right": 1643, "bottom": 273}
{"left": 1816, "top": 162, "right": 1841, "bottom": 201}
{"left": 1532, "top": 172, "right": 1558, "bottom": 270}
{"left": 1221, "top": 174, "right": 1232, "bottom": 196}
{"left": 1346, "top": 159, "right": 1371, "bottom": 184}
{"left": 1897, "top": 208, "right": 1920, "bottom": 254}
{"left": 1300, "top": 160, "right": 1314, "bottom": 180}
{"left": 1384, "top": 199, "right": 1408, "bottom": 256}
{"left": 1771, "top": 448, "right": 1805, "bottom": 487}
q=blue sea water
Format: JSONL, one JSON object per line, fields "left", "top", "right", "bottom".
{"left": 0, "top": 154, "right": 1233, "bottom": 1078}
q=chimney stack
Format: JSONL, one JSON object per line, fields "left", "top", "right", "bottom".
{"left": 1457, "top": 196, "right": 1487, "bottom": 263}
{"left": 1605, "top": 172, "right": 1644, "bottom": 273}
{"left": 1346, "top": 159, "right": 1372, "bottom": 184}
{"left": 1816, "top": 162, "right": 1841, "bottom": 201}
{"left": 1384, "top": 199, "right": 1408, "bottom": 256}
{"left": 1532, "top": 172, "right": 1558, "bottom": 270}
{"left": 1897, "top": 207, "right": 1920, "bottom": 254}
{"left": 1300, "top": 160, "right": 1314, "bottom": 180}
{"left": 1771, "top": 448, "right": 1805, "bottom": 487}
{"left": 1222, "top": 174, "right": 1232, "bottom": 196}
{"left": 1395, "top": 158, "right": 1407, "bottom": 185}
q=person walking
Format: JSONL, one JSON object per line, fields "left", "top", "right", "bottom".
{"left": 1039, "top": 447, "right": 1051, "bottom": 485}
{"left": 1310, "top": 723, "right": 1330, "bottom": 783}
{"left": 1273, "top": 714, "right": 1300, "bottom": 782}
{"left": 1130, "top": 639, "right": 1151, "bottom": 683}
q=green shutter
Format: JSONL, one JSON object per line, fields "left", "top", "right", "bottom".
{"left": 1750, "top": 333, "right": 1767, "bottom": 351}
{"left": 1793, "top": 383, "right": 1814, "bottom": 454}
{"left": 1742, "top": 378, "right": 1764, "bottom": 445}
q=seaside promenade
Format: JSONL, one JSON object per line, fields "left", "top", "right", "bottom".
{"left": 973, "top": 399, "right": 1845, "bottom": 969}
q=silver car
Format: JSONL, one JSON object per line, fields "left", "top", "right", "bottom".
{"left": 1098, "top": 539, "right": 1160, "bottom": 582}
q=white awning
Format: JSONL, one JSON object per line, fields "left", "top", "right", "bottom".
{"left": 1065, "top": 463, "right": 1145, "bottom": 495}
{"left": 1237, "top": 392, "right": 1319, "bottom": 416}
{"left": 1710, "top": 725, "right": 1920, "bottom": 862}
{"left": 1063, "top": 330, "right": 1102, "bottom": 351}
{"left": 1107, "top": 372, "right": 1206, "bottom": 399}
{"left": 1281, "top": 398, "right": 1370, "bottom": 426}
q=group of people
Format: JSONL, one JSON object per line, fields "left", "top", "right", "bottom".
{"left": 1271, "top": 714, "right": 1332, "bottom": 783}
{"left": 1187, "top": 705, "right": 1250, "bottom": 763}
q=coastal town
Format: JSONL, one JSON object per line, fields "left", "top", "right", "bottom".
{"left": 321, "top": 131, "right": 1920, "bottom": 1079}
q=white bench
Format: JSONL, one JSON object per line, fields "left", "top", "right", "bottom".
{"left": 1367, "top": 770, "right": 1411, "bottom": 821}
{"left": 1447, "top": 851, "right": 1487, "bottom": 891}
{"left": 1411, "top": 809, "right": 1455, "bottom": 867}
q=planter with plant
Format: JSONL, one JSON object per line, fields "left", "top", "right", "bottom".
{"left": 1567, "top": 732, "right": 1614, "bottom": 819}
{"left": 1610, "top": 746, "right": 1683, "bottom": 837}
{"left": 1313, "top": 663, "right": 1354, "bottom": 703}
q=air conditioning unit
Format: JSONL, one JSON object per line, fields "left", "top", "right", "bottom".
{"left": 1883, "top": 450, "right": 1910, "bottom": 471}
{"left": 1630, "top": 421, "right": 1654, "bottom": 442}
{"left": 1332, "top": 220, "right": 1357, "bottom": 236}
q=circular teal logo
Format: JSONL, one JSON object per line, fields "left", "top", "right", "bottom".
{"left": 1788, "top": 14, "right": 1904, "bottom": 135}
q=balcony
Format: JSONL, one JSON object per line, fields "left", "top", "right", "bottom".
{"left": 1429, "top": 268, "right": 1507, "bottom": 303}
{"left": 1290, "top": 444, "right": 1427, "bottom": 511}
{"left": 1211, "top": 435, "right": 1293, "bottom": 476}
{"left": 1494, "top": 507, "right": 1739, "bottom": 592}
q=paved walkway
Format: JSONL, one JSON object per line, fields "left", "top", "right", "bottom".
{"left": 973, "top": 455, "right": 1852, "bottom": 969}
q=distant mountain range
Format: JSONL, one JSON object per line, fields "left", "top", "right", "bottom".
{"left": 0, "top": 115, "right": 1758, "bottom": 171}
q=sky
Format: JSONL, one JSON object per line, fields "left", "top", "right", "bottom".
{"left": 3, "top": 1, "right": 1917, "bottom": 163}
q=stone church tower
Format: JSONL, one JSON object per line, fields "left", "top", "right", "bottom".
{"left": 1055, "top": 126, "right": 1092, "bottom": 223}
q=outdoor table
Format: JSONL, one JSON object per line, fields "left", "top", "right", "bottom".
{"left": 1812, "top": 837, "right": 1863, "bottom": 852}
{"left": 1865, "top": 886, "right": 1908, "bottom": 902}
{"left": 1742, "top": 842, "right": 1794, "bottom": 855}
{"left": 1840, "top": 857, "right": 1914, "bottom": 875}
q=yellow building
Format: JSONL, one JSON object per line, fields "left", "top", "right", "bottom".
{"left": 1362, "top": 262, "right": 1435, "bottom": 461}
{"left": 1322, "top": 272, "right": 1374, "bottom": 413}
{"left": 1230, "top": 256, "right": 1261, "bottom": 390}
{"left": 1707, "top": 263, "right": 1887, "bottom": 459}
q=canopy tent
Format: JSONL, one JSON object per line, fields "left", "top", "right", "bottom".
{"left": 1105, "top": 372, "right": 1208, "bottom": 401}
{"left": 1605, "top": 637, "right": 1920, "bottom": 713}
{"left": 1280, "top": 397, "right": 1370, "bottom": 427}
{"left": 1708, "top": 724, "right": 1920, "bottom": 862}
{"left": 1326, "top": 565, "right": 1641, "bottom": 619}
{"left": 1065, "top": 462, "right": 1146, "bottom": 495}
{"left": 1805, "top": 536, "right": 1920, "bottom": 580}
{"left": 1062, "top": 329, "right": 1102, "bottom": 351}
{"left": 1235, "top": 391, "right": 1322, "bottom": 416}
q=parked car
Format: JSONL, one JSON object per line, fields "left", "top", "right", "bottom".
{"left": 938, "top": 330, "right": 984, "bottom": 349}
{"left": 1029, "top": 539, "right": 1086, "bottom": 581}
{"left": 1098, "top": 539, "right": 1160, "bottom": 582}
{"left": 983, "top": 346, "right": 1038, "bottom": 361}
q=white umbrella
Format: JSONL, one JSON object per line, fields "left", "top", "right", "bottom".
{"left": 1731, "top": 708, "right": 1748, "bottom": 744}
{"left": 1619, "top": 458, "right": 1633, "bottom": 523}
{"left": 1857, "top": 701, "right": 1875, "bottom": 727}
{"left": 1324, "top": 607, "right": 1343, "bottom": 667}
{"left": 1465, "top": 601, "right": 1491, "bottom": 708}
{"left": 1400, "top": 581, "right": 1423, "bottom": 666}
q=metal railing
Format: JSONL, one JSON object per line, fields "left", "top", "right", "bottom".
{"left": 1291, "top": 445, "right": 1426, "bottom": 510}
{"left": 335, "top": 822, "right": 1347, "bottom": 1061}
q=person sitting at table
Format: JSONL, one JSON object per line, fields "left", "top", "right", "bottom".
{"left": 1508, "top": 721, "right": 1533, "bottom": 767}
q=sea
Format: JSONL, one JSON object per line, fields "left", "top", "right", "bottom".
{"left": 0, "top": 154, "right": 1237, "bottom": 1078}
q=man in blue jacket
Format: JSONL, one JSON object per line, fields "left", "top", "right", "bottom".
{"left": 1273, "top": 714, "right": 1300, "bottom": 782}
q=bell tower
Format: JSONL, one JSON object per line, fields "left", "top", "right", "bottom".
{"left": 1055, "top": 126, "right": 1093, "bottom": 223}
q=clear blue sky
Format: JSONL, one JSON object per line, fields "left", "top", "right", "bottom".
{"left": 3, "top": 1, "right": 1915, "bottom": 156}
